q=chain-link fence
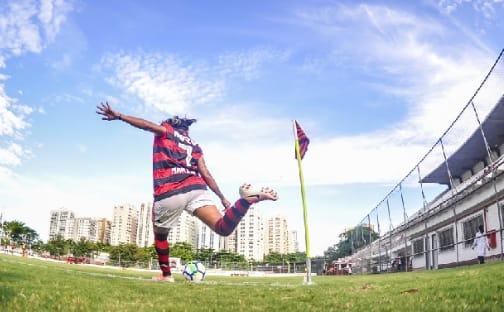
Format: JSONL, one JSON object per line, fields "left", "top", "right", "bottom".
{"left": 348, "top": 49, "right": 504, "bottom": 274}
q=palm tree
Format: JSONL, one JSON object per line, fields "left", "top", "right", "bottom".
{"left": 2, "top": 220, "right": 39, "bottom": 244}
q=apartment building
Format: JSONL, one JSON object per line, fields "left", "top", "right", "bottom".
{"left": 168, "top": 210, "right": 199, "bottom": 249}
{"left": 265, "top": 215, "right": 289, "bottom": 255}
{"left": 236, "top": 206, "right": 264, "bottom": 261}
{"left": 288, "top": 230, "right": 299, "bottom": 254}
{"left": 95, "top": 218, "right": 111, "bottom": 244}
{"left": 110, "top": 204, "right": 138, "bottom": 245}
{"left": 48, "top": 208, "right": 75, "bottom": 240}
{"left": 136, "top": 202, "right": 153, "bottom": 248}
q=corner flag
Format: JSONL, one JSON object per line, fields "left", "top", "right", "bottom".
{"left": 294, "top": 121, "right": 310, "bottom": 160}
{"left": 292, "top": 120, "right": 312, "bottom": 285}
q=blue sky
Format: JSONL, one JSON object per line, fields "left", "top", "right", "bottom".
{"left": 0, "top": 0, "right": 503, "bottom": 256}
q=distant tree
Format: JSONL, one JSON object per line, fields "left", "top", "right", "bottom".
{"left": 109, "top": 243, "right": 140, "bottom": 267}
{"left": 30, "top": 239, "right": 45, "bottom": 253}
{"left": 349, "top": 225, "right": 379, "bottom": 250}
{"left": 170, "top": 242, "right": 194, "bottom": 261}
{"left": 324, "top": 244, "right": 340, "bottom": 262}
{"left": 286, "top": 252, "right": 306, "bottom": 263}
{"left": 324, "top": 225, "right": 379, "bottom": 261}
{"left": 263, "top": 252, "right": 305, "bottom": 264}
{"left": 71, "top": 238, "right": 92, "bottom": 258}
{"left": 94, "top": 241, "right": 110, "bottom": 253}
{"left": 194, "top": 247, "right": 215, "bottom": 263}
{"left": 145, "top": 245, "right": 157, "bottom": 259}
{"left": 264, "top": 252, "right": 283, "bottom": 264}
{"left": 0, "top": 237, "right": 9, "bottom": 246}
{"left": 135, "top": 246, "right": 153, "bottom": 263}
{"left": 45, "top": 234, "right": 67, "bottom": 259}
{"left": 2, "top": 220, "right": 39, "bottom": 244}
{"left": 104, "top": 244, "right": 155, "bottom": 267}
{"left": 212, "top": 250, "right": 247, "bottom": 269}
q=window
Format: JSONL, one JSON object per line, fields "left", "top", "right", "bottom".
{"left": 438, "top": 227, "right": 454, "bottom": 251}
{"left": 412, "top": 239, "right": 424, "bottom": 256}
{"left": 462, "top": 214, "right": 483, "bottom": 247}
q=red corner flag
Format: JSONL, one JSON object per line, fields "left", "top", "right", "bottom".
{"left": 295, "top": 121, "right": 310, "bottom": 160}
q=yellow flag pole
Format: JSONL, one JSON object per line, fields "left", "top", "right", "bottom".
{"left": 292, "top": 120, "right": 312, "bottom": 285}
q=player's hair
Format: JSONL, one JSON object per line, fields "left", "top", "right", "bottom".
{"left": 164, "top": 116, "right": 197, "bottom": 131}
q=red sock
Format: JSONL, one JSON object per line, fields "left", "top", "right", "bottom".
{"left": 215, "top": 199, "right": 251, "bottom": 236}
{"left": 155, "top": 239, "right": 171, "bottom": 276}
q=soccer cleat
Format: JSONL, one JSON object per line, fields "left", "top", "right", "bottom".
{"left": 152, "top": 275, "right": 175, "bottom": 283}
{"left": 239, "top": 183, "right": 279, "bottom": 203}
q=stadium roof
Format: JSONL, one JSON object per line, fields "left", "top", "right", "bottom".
{"left": 421, "top": 94, "right": 504, "bottom": 185}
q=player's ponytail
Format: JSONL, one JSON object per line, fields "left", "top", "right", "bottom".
{"left": 164, "top": 116, "right": 197, "bottom": 131}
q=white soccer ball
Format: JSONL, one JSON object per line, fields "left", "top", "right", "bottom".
{"left": 182, "top": 261, "right": 206, "bottom": 282}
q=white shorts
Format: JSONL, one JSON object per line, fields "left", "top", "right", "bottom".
{"left": 152, "top": 189, "right": 215, "bottom": 229}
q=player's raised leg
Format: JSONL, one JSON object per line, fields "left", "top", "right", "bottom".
{"left": 194, "top": 183, "right": 278, "bottom": 236}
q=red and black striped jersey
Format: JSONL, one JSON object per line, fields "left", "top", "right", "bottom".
{"left": 152, "top": 122, "right": 207, "bottom": 201}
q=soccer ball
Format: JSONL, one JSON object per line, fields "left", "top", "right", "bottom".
{"left": 182, "top": 261, "right": 206, "bottom": 282}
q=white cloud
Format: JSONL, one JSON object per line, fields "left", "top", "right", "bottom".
{"left": 0, "top": 87, "right": 31, "bottom": 137}
{"left": 100, "top": 52, "right": 225, "bottom": 115}
{"left": 38, "top": 0, "right": 74, "bottom": 42}
{"left": 96, "top": 3, "right": 504, "bottom": 191}
{"left": 100, "top": 48, "right": 289, "bottom": 116}
{"left": 283, "top": 3, "right": 503, "bottom": 185}
{"left": 93, "top": 3, "right": 504, "bottom": 195}
{"left": 0, "top": 143, "right": 24, "bottom": 166}
{"left": 0, "top": 1, "right": 42, "bottom": 59}
{"left": 0, "top": 81, "right": 32, "bottom": 172}
{"left": 437, "top": 0, "right": 504, "bottom": 18}
{"left": 0, "top": 0, "right": 74, "bottom": 67}
{"left": 0, "top": 0, "right": 74, "bottom": 181}
{"left": 218, "top": 47, "right": 290, "bottom": 81}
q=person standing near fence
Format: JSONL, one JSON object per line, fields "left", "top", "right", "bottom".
{"left": 472, "top": 225, "right": 490, "bottom": 264}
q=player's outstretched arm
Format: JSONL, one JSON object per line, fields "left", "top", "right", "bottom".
{"left": 197, "top": 157, "right": 231, "bottom": 209}
{"left": 96, "top": 102, "right": 166, "bottom": 136}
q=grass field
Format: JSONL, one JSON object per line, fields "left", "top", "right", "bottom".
{"left": 1, "top": 253, "right": 503, "bottom": 311}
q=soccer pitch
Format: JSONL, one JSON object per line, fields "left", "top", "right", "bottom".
{"left": 1, "top": 253, "right": 502, "bottom": 311}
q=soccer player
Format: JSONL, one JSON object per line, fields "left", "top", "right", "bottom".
{"left": 96, "top": 102, "right": 278, "bottom": 282}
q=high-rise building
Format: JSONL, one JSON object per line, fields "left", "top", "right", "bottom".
{"left": 110, "top": 204, "right": 138, "bottom": 246}
{"left": 95, "top": 218, "right": 111, "bottom": 244}
{"left": 70, "top": 217, "right": 97, "bottom": 242}
{"left": 74, "top": 218, "right": 97, "bottom": 242}
{"left": 219, "top": 229, "right": 237, "bottom": 253}
{"left": 236, "top": 206, "right": 264, "bottom": 261}
{"left": 265, "top": 215, "right": 289, "bottom": 255}
{"left": 49, "top": 208, "right": 75, "bottom": 240}
{"left": 167, "top": 211, "right": 199, "bottom": 249}
{"left": 136, "top": 202, "right": 153, "bottom": 248}
{"left": 198, "top": 223, "right": 219, "bottom": 251}
{"left": 64, "top": 217, "right": 75, "bottom": 240}
{"left": 287, "top": 230, "right": 299, "bottom": 254}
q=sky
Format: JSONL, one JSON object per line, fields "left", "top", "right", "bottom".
{"left": 0, "top": 0, "right": 503, "bottom": 256}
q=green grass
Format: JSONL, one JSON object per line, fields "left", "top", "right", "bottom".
{"left": 1, "top": 254, "right": 503, "bottom": 311}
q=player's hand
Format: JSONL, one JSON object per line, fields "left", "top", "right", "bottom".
{"left": 221, "top": 198, "right": 231, "bottom": 209}
{"left": 96, "top": 102, "right": 120, "bottom": 120}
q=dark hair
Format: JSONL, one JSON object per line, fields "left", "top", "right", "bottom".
{"left": 479, "top": 224, "right": 484, "bottom": 233}
{"left": 164, "top": 116, "right": 197, "bottom": 131}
